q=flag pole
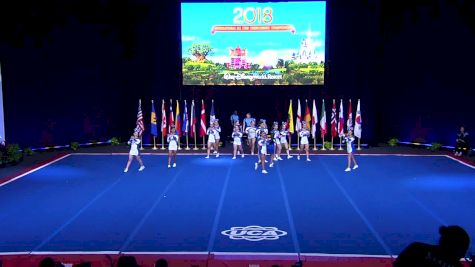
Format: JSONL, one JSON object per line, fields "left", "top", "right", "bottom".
{"left": 313, "top": 135, "right": 317, "bottom": 150}
{"left": 297, "top": 135, "right": 300, "bottom": 151}
{"left": 330, "top": 137, "right": 335, "bottom": 150}
{"left": 152, "top": 137, "right": 157, "bottom": 150}
{"left": 185, "top": 135, "right": 190, "bottom": 150}
{"left": 140, "top": 136, "right": 144, "bottom": 150}
{"left": 202, "top": 136, "right": 206, "bottom": 150}
{"left": 288, "top": 134, "right": 292, "bottom": 150}
{"left": 161, "top": 134, "right": 165, "bottom": 150}
{"left": 357, "top": 137, "right": 362, "bottom": 150}
{"left": 321, "top": 136, "right": 326, "bottom": 150}
{"left": 339, "top": 136, "right": 343, "bottom": 150}
{"left": 193, "top": 130, "right": 198, "bottom": 150}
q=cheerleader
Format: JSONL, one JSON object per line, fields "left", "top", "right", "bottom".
{"left": 271, "top": 122, "right": 283, "bottom": 161}
{"left": 213, "top": 120, "right": 221, "bottom": 157}
{"left": 298, "top": 122, "right": 311, "bottom": 161}
{"left": 245, "top": 119, "right": 257, "bottom": 155}
{"left": 254, "top": 131, "right": 269, "bottom": 174}
{"left": 167, "top": 126, "right": 179, "bottom": 168}
{"left": 343, "top": 129, "right": 358, "bottom": 171}
{"left": 123, "top": 131, "right": 145, "bottom": 172}
{"left": 280, "top": 122, "right": 293, "bottom": 159}
{"left": 232, "top": 125, "right": 244, "bottom": 159}
{"left": 256, "top": 120, "right": 269, "bottom": 163}
{"left": 205, "top": 122, "right": 216, "bottom": 158}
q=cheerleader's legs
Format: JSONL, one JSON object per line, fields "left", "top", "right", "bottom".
{"left": 276, "top": 143, "right": 282, "bottom": 159}
{"left": 206, "top": 142, "right": 214, "bottom": 157}
{"left": 250, "top": 138, "right": 256, "bottom": 155}
{"left": 168, "top": 150, "right": 173, "bottom": 166}
{"left": 172, "top": 151, "right": 177, "bottom": 166}
{"left": 215, "top": 139, "right": 220, "bottom": 156}
{"left": 304, "top": 144, "right": 310, "bottom": 161}
{"left": 238, "top": 144, "right": 244, "bottom": 157}
{"left": 260, "top": 153, "right": 266, "bottom": 171}
{"left": 346, "top": 153, "right": 358, "bottom": 170}
{"left": 233, "top": 144, "right": 238, "bottom": 159}
{"left": 124, "top": 155, "right": 134, "bottom": 171}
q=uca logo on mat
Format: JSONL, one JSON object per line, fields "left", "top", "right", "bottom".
{"left": 221, "top": 225, "right": 288, "bottom": 241}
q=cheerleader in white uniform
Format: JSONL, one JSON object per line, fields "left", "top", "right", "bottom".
{"left": 124, "top": 131, "right": 145, "bottom": 172}
{"left": 205, "top": 122, "right": 216, "bottom": 159}
{"left": 343, "top": 129, "right": 358, "bottom": 171}
{"left": 280, "top": 122, "right": 293, "bottom": 159}
{"left": 232, "top": 125, "right": 244, "bottom": 159}
{"left": 167, "top": 126, "right": 179, "bottom": 168}
{"left": 245, "top": 119, "right": 257, "bottom": 155}
{"left": 254, "top": 131, "right": 269, "bottom": 174}
{"left": 256, "top": 120, "right": 269, "bottom": 162}
{"left": 213, "top": 120, "right": 221, "bottom": 157}
{"left": 298, "top": 122, "right": 311, "bottom": 161}
{"left": 271, "top": 122, "right": 283, "bottom": 161}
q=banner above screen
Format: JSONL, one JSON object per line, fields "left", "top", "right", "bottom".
{"left": 181, "top": 1, "right": 326, "bottom": 86}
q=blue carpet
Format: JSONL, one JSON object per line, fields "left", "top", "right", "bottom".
{"left": 0, "top": 154, "right": 473, "bottom": 255}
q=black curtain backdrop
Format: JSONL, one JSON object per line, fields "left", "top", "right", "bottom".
{"left": 0, "top": 0, "right": 474, "bottom": 148}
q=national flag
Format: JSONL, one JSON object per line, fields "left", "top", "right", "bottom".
{"left": 135, "top": 99, "right": 145, "bottom": 136}
{"left": 169, "top": 99, "right": 174, "bottom": 133}
{"left": 338, "top": 99, "right": 344, "bottom": 137}
{"left": 320, "top": 100, "right": 327, "bottom": 137}
{"left": 354, "top": 99, "right": 362, "bottom": 138}
{"left": 190, "top": 100, "right": 196, "bottom": 137}
{"left": 347, "top": 99, "right": 353, "bottom": 131}
{"left": 161, "top": 99, "right": 167, "bottom": 136}
{"left": 175, "top": 100, "right": 182, "bottom": 136}
{"left": 295, "top": 99, "right": 302, "bottom": 132}
{"left": 287, "top": 100, "right": 294, "bottom": 134}
{"left": 210, "top": 99, "right": 216, "bottom": 122}
{"left": 200, "top": 100, "right": 207, "bottom": 137}
{"left": 304, "top": 99, "right": 311, "bottom": 127}
{"left": 151, "top": 100, "right": 158, "bottom": 137}
{"left": 0, "top": 63, "right": 5, "bottom": 144}
{"left": 182, "top": 100, "right": 189, "bottom": 135}
{"left": 331, "top": 99, "right": 337, "bottom": 138}
{"left": 311, "top": 99, "right": 318, "bottom": 138}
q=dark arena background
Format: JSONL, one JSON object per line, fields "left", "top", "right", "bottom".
{"left": 0, "top": 1, "right": 475, "bottom": 267}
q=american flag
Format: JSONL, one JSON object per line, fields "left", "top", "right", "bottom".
{"left": 135, "top": 99, "right": 145, "bottom": 136}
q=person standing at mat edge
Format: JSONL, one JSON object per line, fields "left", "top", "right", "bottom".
{"left": 343, "top": 129, "right": 358, "bottom": 172}
{"left": 124, "top": 131, "right": 145, "bottom": 172}
{"left": 394, "top": 225, "right": 471, "bottom": 267}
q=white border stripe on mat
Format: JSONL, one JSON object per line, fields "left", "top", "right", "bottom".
{"left": 445, "top": 155, "right": 475, "bottom": 169}
{"left": 30, "top": 251, "right": 120, "bottom": 255}
{"left": 125, "top": 251, "right": 209, "bottom": 255}
{"left": 300, "top": 253, "right": 395, "bottom": 258}
{"left": 0, "top": 154, "right": 71, "bottom": 187}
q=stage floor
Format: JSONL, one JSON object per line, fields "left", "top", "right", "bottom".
{"left": 0, "top": 154, "right": 474, "bottom": 262}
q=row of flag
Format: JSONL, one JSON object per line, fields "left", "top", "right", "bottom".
{"left": 288, "top": 99, "right": 362, "bottom": 139}
{"left": 135, "top": 99, "right": 214, "bottom": 138}
{"left": 135, "top": 98, "right": 362, "bottom": 140}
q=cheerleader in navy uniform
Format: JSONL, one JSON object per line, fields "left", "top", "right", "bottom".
{"left": 232, "top": 125, "right": 244, "bottom": 159}
{"left": 245, "top": 119, "right": 257, "bottom": 155}
{"left": 205, "top": 122, "right": 216, "bottom": 159}
{"left": 271, "top": 122, "right": 283, "bottom": 161}
{"left": 343, "top": 129, "right": 358, "bottom": 171}
{"left": 213, "top": 120, "right": 221, "bottom": 157}
{"left": 255, "top": 131, "right": 269, "bottom": 174}
{"left": 280, "top": 122, "right": 293, "bottom": 159}
{"left": 298, "top": 122, "right": 311, "bottom": 161}
{"left": 123, "top": 131, "right": 145, "bottom": 172}
{"left": 167, "top": 126, "right": 179, "bottom": 168}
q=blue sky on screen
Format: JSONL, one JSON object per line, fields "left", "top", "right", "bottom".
{"left": 181, "top": 1, "right": 326, "bottom": 63}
